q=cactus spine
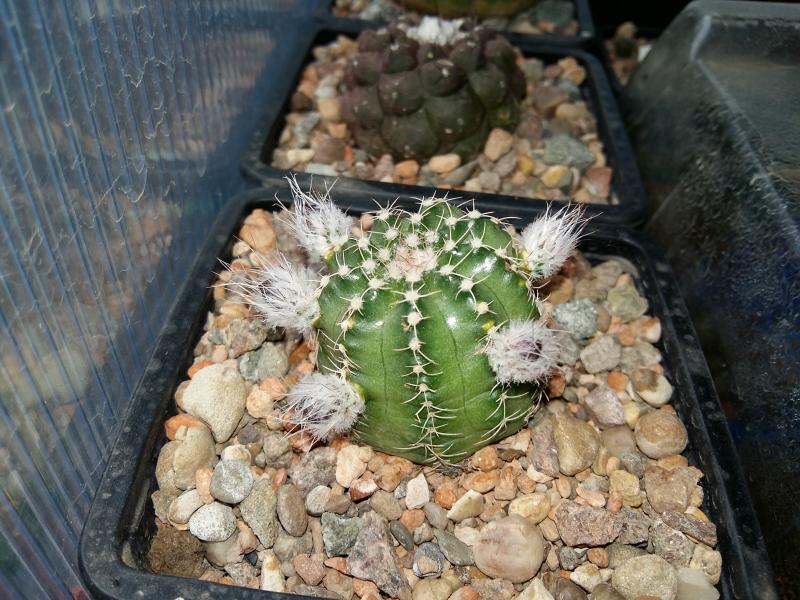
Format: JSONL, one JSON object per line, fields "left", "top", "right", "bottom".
{"left": 232, "top": 181, "right": 584, "bottom": 466}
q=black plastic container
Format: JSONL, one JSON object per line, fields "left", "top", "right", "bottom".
{"left": 241, "top": 23, "right": 649, "bottom": 225}
{"left": 316, "top": 0, "right": 597, "bottom": 47}
{"left": 624, "top": 1, "right": 800, "bottom": 592}
{"left": 80, "top": 183, "right": 775, "bottom": 599}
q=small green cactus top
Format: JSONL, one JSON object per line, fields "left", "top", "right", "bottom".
{"left": 396, "top": 0, "right": 538, "bottom": 18}
{"left": 341, "top": 18, "right": 525, "bottom": 162}
{"left": 231, "top": 180, "right": 584, "bottom": 466}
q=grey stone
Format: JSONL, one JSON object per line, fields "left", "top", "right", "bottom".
{"left": 442, "top": 160, "right": 478, "bottom": 185}
{"left": 289, "top": 447, "right": 337, "bottom": 494}
{"left": 263, "top": 432, "right": 292, "bottom": 466}
{"left": 528, "top": 415, "right": 561, "bottom": 477}
{"left": 225, "top": 561, "right": 258, "bottom": 586}
{"left": 617, "top": 507, "right": 651, "bottom": 545}
{"left": 601, "top": 426, "right": 637, "bottom": 457}
{"left": 172, "top": 426, "right": 217, "bottom": 489}
{"left": 168, "top": 489, "right": 204, "bottom": 525}
{"left": 606, "top": 543, "right": 647, "bottom": 568}
{"left": 543, "top": 134, "right": 596, "bottom": 171}
{"left": 553, "top": 330, "right": 582, "bottom": 365}
{"left": 612, "top": 555, "right": 678, "bottom": 600}
{"left": 210, "top": 459, "right": 254, "bottom": 504}
{"left": 321, "top": 512, "right": 361, "bottom": 557}
{"left": 181, "top": 362, "right": 246, "bottom": 442}
{"left": 238, "top": 343, "right": 289, "bottom": 382}
{"left": 293, "top": 112, "right": 320, "bottom": 146}
{"left": 204, "top": 531, "right": 242, "bottom": 567}
{"left": 644, "top": 466, "right": 701, "bottom": 514}
{"left": 676, "top": 567, "right": 720, "bottom": 600}
{"left": 651, "top": 520, "right": 695, "bottom": 568}
{"left": 478, "top": 170, "right": 501, "bottom": 193}
{"left": 188, "top": 502, "right": 236, "bottom": 542}
{"left": 606, "top": 285, "right": 648, "bottom": 323}
{"left": 273, "top": 530, "right": 313, "bottom": 563}
{"left": 590, "top": 583, "right": 626, "bottom": 600}
{"left": 472, "top": 578, "right": 517, "bottom": 599}
{"left": 635, "top": 410, "right": 688, "bottom": 459}
{"left": 554, "top": 500, "right": 622, "bottom": 547}
{"left": 413, "top": 522, "right": 435, "bottom": 545}
{"left": 550, "top": 576, "right": 589, "bottom": 600}
{"left": 494, "top": 150, "right": 519, "bottom": 177}
{"left": 584, "top": 384, "right": 625, "bottom": 428}
{"left": 226, "top": 318, "right": 269, "bottom": 358}
{"left": 617, "top": 451, "right": 645, "bottom": 478}
{"left": 433, "top": 529, "right": 473, "bottom": 566}
{"left": 277, "top": 483, "right": 308, "bottom": 536}
{"left": 661, "top": 511, "right": 718, "bottom": 547}
{"left": 554, "top": 298, "right": 598, "bottom": 339}
{"left": 473, "top": 515, "right": 544, "bottom": 583}
{"left": 412, "top": 542, "right": 445, "bottom": 578}
{"left": 390, "top": 520, "right": 414, "bottom": 550}
{"left": 580, "top": 335, "right": 622, "bottom": 374}
{"left": 347, "top": 511, "right": 412, "bottom": 600}
{"left": 559, "top": 545, "right": 586, "bottom": 570}
{"left": 552, "top": 413, "right": 600, "bottom": 476}
{"left": 305, "top": 485, "right": 332, "bottom": 517}
{"left": 423, "top": 501, "right": 449, "bottom": 529}
{"left": 240, "top": 478, "right": 278, "bottom": 548}
{"left": 370, "top": 489, "right": 403, "bottom": 521}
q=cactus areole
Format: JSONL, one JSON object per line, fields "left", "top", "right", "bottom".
{"left": 231, "top": 181, "right": 584, "bottom": 466}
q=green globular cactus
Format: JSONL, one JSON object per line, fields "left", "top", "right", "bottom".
{"left": 340, "top": 17, "right": 526, "bottom": 162}
{"left": 397, "top": 0, "right": 538, "bottom": 18}
{"left": 230, "top": 180, "right": 585, "bottom": 466}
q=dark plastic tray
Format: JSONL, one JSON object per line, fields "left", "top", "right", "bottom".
{"left": 79, "top": 183, "right": 774, "bottom": 599}
{"left": 241, "top": 22, "right": 649, "bottom": 226}
{"left": 316, "top": 0, "right": 597, "bottom": 47}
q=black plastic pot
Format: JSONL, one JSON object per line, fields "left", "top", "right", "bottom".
{"left": 241, "top": 23, "right": 649, "bottom": 225}
{"left": 317, "top": 0, "right": 597, "bottom": 47}
{"left": 79, "top": 183, "right": 775, "bottom": 599}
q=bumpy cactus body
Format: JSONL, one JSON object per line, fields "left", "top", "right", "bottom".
{"left": 232, "top": 181, "right": 584, "bottom": 466}
{"left": 316, "top": 200, "right": 539, "bottom": 464}
{"left": 397, "top": 0, "right": 537, "bottom": 18}
{"left": 341, "top": 19, "right": 525, "bottom": 162}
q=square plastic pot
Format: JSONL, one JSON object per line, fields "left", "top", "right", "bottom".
{"left": 79, "top": 183, "right": 772, "bottom": 599}
{"left": 316, "top": 0, "right": 597, "bottom": 47}
{"left": 240, "top": 22, "right": 649, "bottom": 225}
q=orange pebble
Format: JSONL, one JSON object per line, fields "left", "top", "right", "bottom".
{"left": 296, "top": 360, "right": 315, "bottom": 373}
{"left": 607, "top": 371, "right": 629, "bottom": 391}
{"left": 289, "top": 340, "right": 313, "bottom": 366}
{"left": 188, "top": 359, "right": 214, "bottom": 378}
{"left": 324, "top": 557, "right": 348, "bottom": 574}
{"left": 164, "top": 413, "right": 206, "bottom": 440}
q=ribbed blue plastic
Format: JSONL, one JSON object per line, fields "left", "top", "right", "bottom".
{"left": 0, "top": 1, "right": 312, "bottom": 597}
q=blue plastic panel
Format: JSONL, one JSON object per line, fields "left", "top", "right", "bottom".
{"left": 0, "top": 1, "right": 312, "bottom": 597}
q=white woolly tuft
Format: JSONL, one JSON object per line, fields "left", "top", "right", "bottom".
{"left": 284, "top": 372, "right": 365, "bottom": 441}
{"left": 403, "top": 16, "right": 468, "bottom": 45}
{"left": 520, "top": 204, "right": 586, "bottom": 280}
{"left": 485, "top": 320, "right": 558, "bottom": 384}
{"left": 227, "top": 256, "right": 319, "bottom": 332}
{"left": 286, "top": 177, "right": 352, "bottom": 261}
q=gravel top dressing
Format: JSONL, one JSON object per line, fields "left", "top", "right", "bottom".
{"left": 272, "top": 31, "right": 617, "bottom": 207}
{"left": 332, "top": 0, "right": 581, "bottom": 37}
{"left": 149, "top": 193, "right": 722, "bottom": 600}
